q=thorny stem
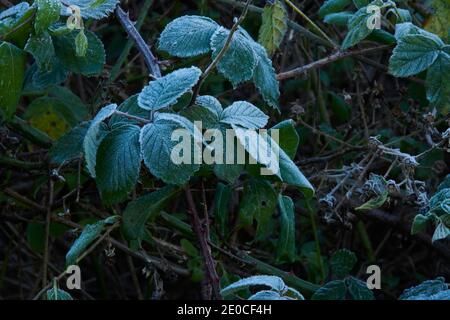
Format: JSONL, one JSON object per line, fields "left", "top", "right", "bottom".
{"left": 184, "top": 187, "right": 222, "bottom": 300}
{"left": 283, "top": 0, "right": 337, "bottom": 48}
{"left": 115, "top": 5, "right": 161, "bottom": 78}
{"left": 189, "top": 0, "right": 252, "bottom": 106}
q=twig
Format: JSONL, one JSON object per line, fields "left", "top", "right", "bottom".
{"left": 113, "top": 110, "right": 151, "bottom": 124}
{"left": 184, "top": 187, "right": 222, "bottom": 300}
{"left": 189, "top": 0, "right": 252, "bottom": 106}
{"left": 277, "top": 45, "right": 392, "bottom": 80}
{"left": 115, "top": 5, "right": 161, "bottom": 78}
{"left": 41, "top": 179, "right": 54, "bottom": 290}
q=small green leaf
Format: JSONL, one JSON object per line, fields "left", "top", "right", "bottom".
{"left": 122, "top": 186, "right": 179, "bottom": 244}
{"left": 345, "top": 276, "right": 375, "bottom": 300}
{"left": 0, "top": 42, "right": 26, "bottom": 121}
{"left": 276, "top": 195, "right": 296, "bottom": 262}
{"left": 158, "top": 15, "right": 219, "bottom": 57}
{"left": 210, "top": 27, "right": 257, "bottom": 87}
{"left": 411, "top": 214, "right": 430, "bottom": 235}
{"left": 258, "top": 0, "right": 288, "bottom": 55}
{"left": 312, "top": 280, "right": 346, "bottom": 300}
{"left": 270, "top": 119, "right": 299, "bottom": 159}
{"left": 50, "top": 121, "right": 90, "bottom": 164}
{"left": 330, "top": 249, "right": 357, "bottom": 278}
{"left": 75, "top": 29, "right": 88, "bottom": 57}
{"left": 35, "top": 0, "right": 61, "bottom": 34}
{"left": 66, "top": 216, "right": 119, "bottom": 266}
{"left": 138, "top": 67, "right": 201, "bottom": 111}
{"left": 83, "top": 104, "right": 117, "bottom": 177}
{"left": 426, "top": 51, "right": 450, "bottom": 115}
{"left": 53, "top": 30, "right": 105, "bottom": 76}
{"left": 24, "top": 32, "right": 55, "bottom": 71}
{"left": 47, "top": 282, "right": 73, "bottom": 300}
{"left": 323, "top": 12, "right": 353, "bottom": 26}
{"left": 95, "top": 124, "right": 141, "bottom": 204}
{"left": 318, "top": 0, "right": 351, "bottom": 18}
{"left": 341, "top": 6, "right": 372, "bottom": 50}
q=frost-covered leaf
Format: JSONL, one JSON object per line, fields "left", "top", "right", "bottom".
{"left": 122, "top": 186, "right": 179, "bottom": 244}
{"left": 140, "top": 117, "right": 200, "bottom": 185}
{"left": 66, "top": 216, "right": 119, "bottom": 266}
{"left": 341, "top": 6, "right": 372, "bottom": 50}
{"left": 252, "top": 42, "right": 280, "bottom": 109}
{"left": 210, "top": 27, "right": 257, "bottom": 87}
{"left": 221, "top": 101, "right": 268, "bottom": 129}
{"left": 158, "top": 15, "right": 219, "bottom": 57}
{"left": 312, "top": 280, "right": 346, "bottom": 300}
{"left": 426, "top": 51, "right": 450, "bottom": 115}
{"left": 138, "top": 67, "right": 201, "bottom": 111}
{"left": 388, "top": 34, "right": 443, "bottom": 77}
{"left": 50, "top": 121, "right": 90, "bottom": 164}
{"left": 24, "top": 32, "right": 55, "bottom": 71}
{"left": 438, "top": 175, "right": 450, "bottom": 192}
{"left": 195, "top": 95, "right": 223, "bottom": 118}
{"left": 258, "top": 0, "right": 287, "bottom": 55}
{"left": 400, "top": 277, "right": 449, "bottom": 300}
{"left": 35, "top": 0, "right": 61, "bottom": 34}
{"left": 61, "top": 0, "right": 119, "bottom": 19}
{"left": 23, "top": 59, "right": 69, "bottom": 93}
{"left": 95, "top": 124, "right": 141, "bottom": 204}
{"left": 248, "top": 290, "right": 285, "bottom": 300}
{"left": 276, "top": 195, "right": 296, "bottom": 262}
{"left": 109, "top": 94, "right": 150, "bottom": 126}
{"left": 432, "top": 222, "right": 450, "bottom": 242}
{"left": 330, "top": 249, "right": 357, "bottom": 278}
{"left": 345, "top": 276, "right": 374, "bottom": 300}
{"left": 0, "top": 42, "right": 26, "bottom": 120}
{"left": 83, "top": 104, "right": 117, "bottom": 177}
{"left": 239, "top": 179, "right": 278, "bottom": 238}
{"left": 47, "top": 283, "right": 73, "bottom": 300}
{"left": 221, "top": 275, "right": 286, "bottom": 296}
{"left": 53, "top": 30, "right": 105, "bottom": 76}
{"left": 318, "top": 0, "right": 351, "bottom": 18}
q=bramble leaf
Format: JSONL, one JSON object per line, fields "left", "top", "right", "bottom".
{"left": 258, "top": 0, "right": 287, "bottom": 55}
{"left": 221, "top": 101, "right": 268, "bottom": 129}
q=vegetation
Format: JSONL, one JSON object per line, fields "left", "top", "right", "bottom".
{"left": 0, "top": 0, "right": 449, "bottom": 300}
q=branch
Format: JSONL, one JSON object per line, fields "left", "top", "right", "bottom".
{"left": 184, "top": 187, "right": 222, "bottom": 300}
{"left": 277, "top": 45, "right": 392, "bottom": 81}
{"left": 115, "top": 5, "right": 161, "bottom": 78}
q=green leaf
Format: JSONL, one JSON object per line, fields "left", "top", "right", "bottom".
{"left": 426, "top": 51, "right": 450, "bottom": 115}
{"left": 438, "top": 175, "right": 450, "bottom": 192}
{"left": 248, "top": 290, "right": 285, "bottom": 300}
{"left": 270, "top": 119, "right": 299, "bottom": 159}
{"left": 35, "top": 0, "right": 61, "bottom": 34}
{"left": 122, "top": 186, "right": 179, "bottom": 243}
{"left": 330, "top": 249, "right": 357, "bottom": 278}
{"left": 140, "top": 117, "right": 200, "bottom": 185}
{"left": 210, "top": 27, "right": 257, "bottom": 87}
{"left": 312, "top": 280, "right": 346, "bottom": 300}
{"left": 47, "top": 283, "right": 73, "bottom": 300}
{"left": 323, "top": 12, "right": 353, "bottom": 26}
{"left": 341, "top": 6, "right": 372, "bottom": 50}
{"left": 319, "top": 0, "right": 352, "bottom": 18}
{"left": 345, "top": 276, "right": 375, "bottom": 300}
{"left": 221, "top": 275, "right": 286, "bottom": 297}
{"left": 138, "top": 67, "right": 201, "bottom": 111}
{"left": 258, "top": 0, "right": 287, "bottom": 55}
{"left": 276, "top": 195, "right": 296, "bottom": 262}
{"left": 0, "top": 42, "right": 26, "bottom": 121}
{"left": 352, "top": 0, "right": 369, "bottom": 8}
{"left": 213, "top": 183, "right": 232, "bottom": 237}
{"left": 424, "top": 0, "right": 450, "bottom": 40}
{"left": 66, "top": 216, "right": 119, "bottom": 266}
{"left": 96, "top": 124, "right": 141, "bottom": 204}
{"left": 239, "top": 179, "right": 278, "bottom": 238}
{"left": 411, "top": 214, "right": 431, "bottom": 235}
{"left": 389, "top": 34, "right": 443, "bottom": 77}
{"left": 158, "top": 15, "right": 219, "bottom": 57}
{"left": 400, "top": 277, "right": 448, "bottom": 300}
{"left": 50, "top": 121, "right": 90, "bottom": 164}
{"left": 23, "top": 59, "right": 69, "bottom": 93}
{"left": 220, "top": 101, "right": 268, "bottom": 129}
{"left": 53, "top": 30, "right": 105, "bottom": 76}
{"left": 0, "top": 4, "right": 35, "bottom": 48}
{"left": 251, "top": 42, "right": 280, "bottom": 109}
{"left": 83, "top": 104, "right": 117, "bottom": 177}
{"left": 61, "top": 0, "right": 119, "bottom": 19}
{"left": 24, "top": 32, "right": 55, "bottom": 71}
{"left": 75, "top": 29, "right": 88, "bottom": 57}
{"left": 356, "top": 174, "right": 389, "bottom": 211}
